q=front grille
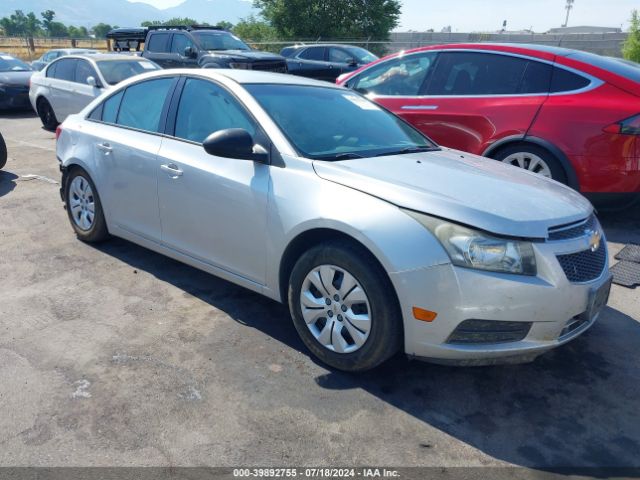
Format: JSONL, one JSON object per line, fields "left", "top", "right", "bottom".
{"left": 251, "top": 61, "right": 287, "bottom": 73}
{"left": 548, "top": 215, "right": 597, "bottom": 241}
{"left": 447, "top": 320, "right": 532, "bottom": 345}
{"left": 557, "top": 246, "right": 607, "bottom": 283}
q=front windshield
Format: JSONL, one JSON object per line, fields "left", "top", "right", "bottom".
{"left": 344, "top": 47, "right": 378, "bottom": 64}
{"left": 192, "top": 32, "right": 250, "bottom": 51}
{"left": 96, "top": 59, "right": 159, "bottom": 85}
{"left": 0, "top": 55, "right": 32, "bottom": 72}
{"left": 245, "top": 84, "right": 437, "bottom": 160}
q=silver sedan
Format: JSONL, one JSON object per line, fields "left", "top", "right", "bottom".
{"left": 56, "top": 69, "right": 611, "bottom": 371}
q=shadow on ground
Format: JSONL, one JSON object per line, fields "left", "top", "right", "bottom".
{"left": 93, "top": 235, "right": 640, "bottom": 471}
{"left": 0, "top": 170, "right": 18, "bottom": 197}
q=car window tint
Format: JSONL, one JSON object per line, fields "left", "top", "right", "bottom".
{"left": 171, "top": 34, "right": 194, "bottom": 55}
{"left": 550, "top": 67, "right": 590, "bottom": 93}
{"left": 299, "top": 47, "right": 325, "bottom": 61}
{"left": 53, "top": 59, "right": 77, "bottom": 81}
{"left": 428, "top": 52, "right": 528, "bottom": 95}
{"left": 329, "top": 48, "right": 351, "bottom": 63}
{"left": 75, "top": 60, "right": 98, "bottom": 85}
{"left": 101, "top": 91, "right": 124, "bottom": 123}
{"left": 174, "top": 78, "right": 256, "bottom": 143}
{"left": 519, "top": 60, "right": 552, "bottom": 94}
{"left": 351, "top": 52, "right": 437, "bottom": 96}
{"left": 147, "top": 33, "right": 170, "bottom": 52}
{"left": 116, "top": 78, "right": 173, "bottom": 132}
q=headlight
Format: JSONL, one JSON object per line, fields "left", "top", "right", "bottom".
{"left": 404, "top": 210, "right": 537, "bottom": 275}
{"left": 229, "top": 62, "right": 251, "bottom": 70}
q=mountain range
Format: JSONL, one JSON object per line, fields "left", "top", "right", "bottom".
{"left": 0, "top": 0, "right": 256, "bottom": 28}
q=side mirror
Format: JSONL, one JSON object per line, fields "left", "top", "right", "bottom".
{"left": 184, "top": 46, "right": 197, "bottom": 59}
{"left": 86, "top": 76, "right": 98, "bottom": 87}
{"left": 203, "top": 128, "right": 268, "bottom": 163}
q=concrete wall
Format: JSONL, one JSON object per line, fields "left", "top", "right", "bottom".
{"left": 388, "top": 32, "right": 629, "bottom": 57}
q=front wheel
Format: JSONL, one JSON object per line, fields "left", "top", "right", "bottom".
{"left": 492, "top": 144, "right": 567, "bottom": 184}
{"left": 65, "top": 168, "right": 109, "bottom": 242}
{"left": 288, "top": 242, "right": 402, "bottom": 372}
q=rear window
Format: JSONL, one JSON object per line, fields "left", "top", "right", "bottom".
{"left": 550, "top": 67, "right": 590, "bottom": 93}
{"left": 566, "top": 51, "right": 640, "bottom": 83}
{"left": 147, "top": 33, "right": 170, "bottom": 52}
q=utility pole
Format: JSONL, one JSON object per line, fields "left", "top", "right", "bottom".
{"left": 562, "top": 0, "right": 575, "bottom": 27}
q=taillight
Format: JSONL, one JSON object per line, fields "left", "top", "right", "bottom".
{"left": 604, "top": 113, "right": 640, "bottom": 135}
{"left": 55, "top": 126, "right": 62, "bottom": 141}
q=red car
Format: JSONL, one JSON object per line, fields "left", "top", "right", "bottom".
{"left": 337, "top": 43, "right": 640, "bottom": 205}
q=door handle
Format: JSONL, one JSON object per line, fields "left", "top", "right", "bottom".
{"left": 401, "top": 105, "right": 439, "bottom": 111}
{"left": 97, "top": 142, "right": 112, "bottom": 153}
{"left": 160, "top": 163, "right": 183, "bottom": 177}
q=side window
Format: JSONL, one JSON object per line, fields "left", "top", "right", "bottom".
{"left": 53, "top": 59, "right": 77, "bottom": 82}
{"left": 550, "top": 67, "right": 590, "bottom": 93}
{"left": 116, "top": 78, "right": 174, "bottom": 132}
{"left": 427, "top": 52, "right": 528, "bottom": 95}
{"left": 171, "top": 34, "right": 194, "bottom": 55}
{"left": 299, "top": 47, "right": 326, "bottom": 61}
{"left": 75, "top": 60, "right": 98, "bottom": 85}
{"left": 102, "top": 91, "right": 124, "bottom": 123}
{"left": 147, "top": 33, "right": 170, "bottom": 53}
{"left": 329, "top": 48, "right": 351, "bottom": 63}
{"left": 519, "top": 60, "right": 552, "bottom": 94}
{"left": 351, "top": 52, "right": 437, "bottom": 96}
{"left": 174, "top": 78, "right": 256, "bottom": 144}
{"left": 46, "top": 62, "right": 58, "bottom": 78}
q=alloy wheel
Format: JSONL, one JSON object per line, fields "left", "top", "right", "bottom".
{"left": 68, "top": 176, "right": 95, "bottom": 231}
{"left": 299, "top": 264, "right": 372, "bottom": 354}
{"left": 501, "top": 151, "right": 553, "bottom": 178}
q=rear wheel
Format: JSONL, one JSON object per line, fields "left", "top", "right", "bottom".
{"left": 288, "top": 242, "right": 402, "bottom": 372}
{"left": 37, "top": 98, "right": 58, "bottom": 131}
{"left": 491, "top": 144, "right": 567, "bottom": 184}
{"left": 65, "top": 168, "right": 109, "bottom": 242}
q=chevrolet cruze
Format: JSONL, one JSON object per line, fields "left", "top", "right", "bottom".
{"left": 56, "top": 69, "right": 611, "bottom": 371}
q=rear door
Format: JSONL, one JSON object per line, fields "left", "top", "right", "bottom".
{"left": 88, "top": 77, "right": 177, "bottom": 241}
{"left": 46, "top": 58, "right": 78, "bottom": 120}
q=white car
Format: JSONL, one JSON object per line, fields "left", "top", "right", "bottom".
{"left": 29, "top": 54, "right": 160, "bottom": 130}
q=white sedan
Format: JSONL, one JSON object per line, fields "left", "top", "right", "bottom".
{"left": 29, "top": 53, "right": 160, "bottom": 130}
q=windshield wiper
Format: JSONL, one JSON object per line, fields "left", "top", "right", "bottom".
{"left": 318, "top": 152, "right": 365, "bottom": 161}
{"left": 376, "top": 146, "right": 439, "bottom": 157}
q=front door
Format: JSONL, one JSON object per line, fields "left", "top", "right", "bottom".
{"left": 157, "top": 77, "right": 270, "bottom": 284}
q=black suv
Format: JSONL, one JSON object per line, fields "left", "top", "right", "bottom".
{"left": 281, "top": 44, "right": 378, "bottom": 82}
{"left": 107, "top": 26, "right": 287, "bottom": 73}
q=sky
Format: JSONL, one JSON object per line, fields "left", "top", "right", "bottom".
{"left": 129, "top": 0, "right": 637, "bottom": 32}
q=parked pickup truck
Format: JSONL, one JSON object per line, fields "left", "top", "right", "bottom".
{"left": 107, "top": 25, "right": 288, "bottom": 73}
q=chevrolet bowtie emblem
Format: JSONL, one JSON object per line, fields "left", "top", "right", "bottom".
{"left": 586, "top": 229, "right": 602, "bottom": 252}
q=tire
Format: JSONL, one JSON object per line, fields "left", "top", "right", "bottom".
{"left": 37, "top": 97, "right": 59, "bottom": 131}
{"left": 288, "top": 241, "right": 402, "bottom": 372}
{"left": 491, "top": 144, "right": 567, "bottom": 184}
{"left": 0, "top": 133, "right": 6, "bottom": 170}
{"left": 65, "top": 168, "right": 109, "bottom": 243}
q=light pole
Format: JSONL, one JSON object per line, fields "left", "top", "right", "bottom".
{"left": 563, "top": 0, "right": 575, "bottom": 27}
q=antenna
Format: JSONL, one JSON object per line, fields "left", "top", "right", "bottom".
{"left": 562, "top": 0, "right": 575, "bottom": 27}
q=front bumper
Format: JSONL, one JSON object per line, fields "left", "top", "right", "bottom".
{"left": 0, "top": 87, "right": 31, "bottom": 110}
{"left": 391, "top": 235, "right": 610, "bottom": 364}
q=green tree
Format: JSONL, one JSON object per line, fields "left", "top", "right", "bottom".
{"left": 232, "top": 15, "right": 276, "bottom": 41}
{"left": 253, "top": 0, "right": 400, "bottom": 39}
{"left": 623, "top": 9, "right": 640, "bottom": 62}
{"left": 92, "top": 23, "right": 115, "bottom": 38}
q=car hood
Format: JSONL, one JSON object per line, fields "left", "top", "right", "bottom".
{"left": 0, "top": 70, "right": 33, "bottom": 86}
{"left": 207, "top": 50, "right": 284, "bottom": 61}
{"left": 312, "top": 148, "right": 593, "bottom": 239}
